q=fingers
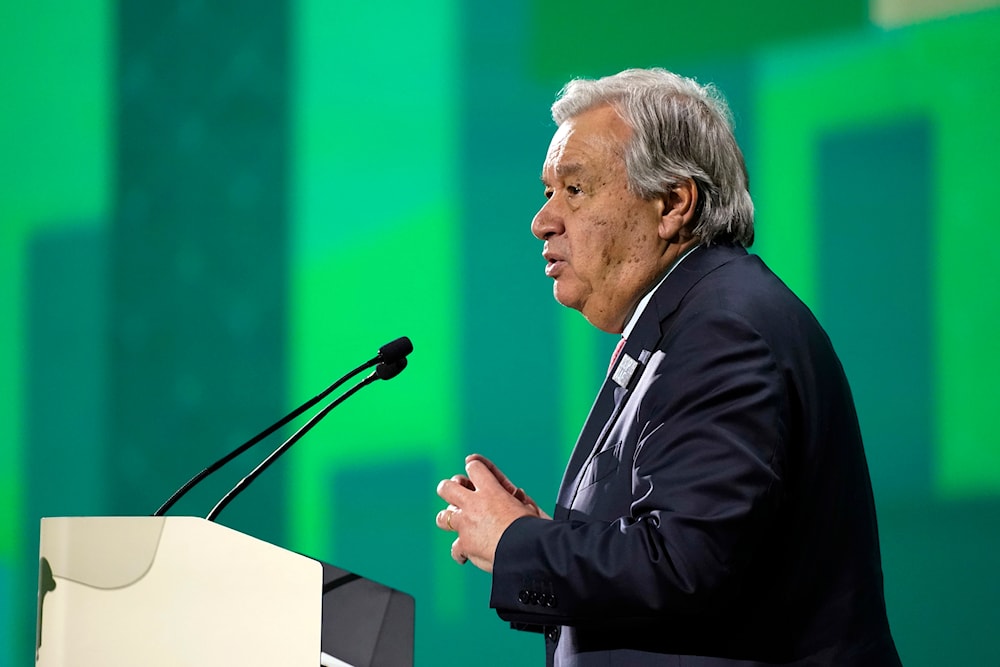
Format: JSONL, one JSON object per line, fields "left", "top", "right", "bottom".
{"left": 465, "top": 452, "right": 495, "bottom": 468}
{"left": 437, "top": 455, "right": 547, "bottom": 573}
{"left": 437, "top": 503, "right": 468, "bottom": 565}
{"left": 450, "top": 537, "right": 468, "bottom": 565}
{"left": 436, "top": 476, "right": 473, "bottom": 507}
{"left": 452, "top": 456, "right": 541, "bottom": 513}
{"left": 452, "top": 474, "right": 475, "bottom": 491}
{"left": 466, "top": 454, "right": 519, "bottom": 495}
{"left": 436, "top": 506, "right": 459, "bottom": 532}
{"left": 464, "top": 459, "right": 503, "bottom": 493}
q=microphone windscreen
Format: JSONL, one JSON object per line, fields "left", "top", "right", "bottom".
{"left": 378, "top": 336, "right": 413, "bottom": 363}
{"left": 375, "top": 357, "right": 407, "bottom": 381}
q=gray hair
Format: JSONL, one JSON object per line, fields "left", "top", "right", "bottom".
{"left": 552, "top": 68, "right": 754, "bottom": 247}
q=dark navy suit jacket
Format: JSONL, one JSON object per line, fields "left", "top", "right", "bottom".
{"left": 490, "top": 244, "right": 901, "bottom": 666}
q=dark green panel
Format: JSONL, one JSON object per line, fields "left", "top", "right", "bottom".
{"left": 0, "top": 571, "right": 9, "bottom": 664}
{"left": 24, "top": 226, "right": 108, "bottom": 520}
{"left": 109, "top": 1, "right": 290, "bottom": 543}
{"left": 817, "top": 118, "right": 934, "bottom": 501}
{"left": 879, "top": 498, "right": 1000, "bottom": 666}
{"left": 450, "top": 1, "right": 593, "bottom": 663}
{"left": 22, "top": 225, "right": 108, "bottom": 663}
{"left": 529, "top": 0, "right": 867, "bottom": 82}
{"left": 328, "top": 458, "right": 436, "bottom": 666}
{"left": 460, "top": 0, "right": 574, "bottom": 514}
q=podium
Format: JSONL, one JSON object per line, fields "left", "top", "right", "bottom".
{"left": 35, "top": 516, "right": 414, "bottom": 666}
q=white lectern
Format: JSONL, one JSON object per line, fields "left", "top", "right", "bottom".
{"left": 36, "top": 517, "right": 414, "bottom": 667}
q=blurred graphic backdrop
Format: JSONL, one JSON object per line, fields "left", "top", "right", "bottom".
{"left": 3, "top": 1, "right": 999, "bottom": 665}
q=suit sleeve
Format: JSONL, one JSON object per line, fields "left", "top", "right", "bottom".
{"left": 490, "top": 307, "right": 789, "bottom": 626}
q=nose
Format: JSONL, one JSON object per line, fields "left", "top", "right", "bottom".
{"left": 531, "top": 198, "right": 563, "bottom": 241}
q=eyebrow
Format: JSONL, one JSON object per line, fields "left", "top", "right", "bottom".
{"left": 540, "top": 162, "right": 586, "bottom": 184}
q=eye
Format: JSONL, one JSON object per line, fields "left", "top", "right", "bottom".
{"left": 543, "top": 187, "right": 554, "bottom": 200}
{"left": 567, "top": 184, "right": 582, "bottom": 196}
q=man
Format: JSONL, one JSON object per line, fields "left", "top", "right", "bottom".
{"left": 436, "top": 68, "right": 901, "bottom": 666}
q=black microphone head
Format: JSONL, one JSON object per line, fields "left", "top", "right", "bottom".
{"left": 378, "top": 336, "right": 413, "bottom": 364}
{"left": 375, "top": 357, "right": 407, "bottom": 381}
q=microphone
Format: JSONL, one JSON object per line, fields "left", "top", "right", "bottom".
{"left": 153, "top": 337, "right": 413, "bottom": 516}
{"left": 206, "top": 356, "right": 408, "bottom": 521}
{"left": 376, "top": 337, "right": 413, "bottom": 365}
{"left": 375, "top": 356, "right": 408, "bottom": 380}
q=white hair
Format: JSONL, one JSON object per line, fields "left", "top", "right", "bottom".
{"left": 552, "top": 68, "right": 754, "bottom": 246}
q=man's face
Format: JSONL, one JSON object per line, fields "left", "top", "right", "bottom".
{"left": 532, "top": 105, "right": 667, "bottom": 333}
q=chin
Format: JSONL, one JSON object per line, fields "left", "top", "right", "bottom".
{"left": 553, "top": 285, "right": 586, "bottom": 313}
{"left": 582, "top": 311, "right": 623, "bottom": 334}
{"left": 579, "top": 299, "right": 625, "bottom": 334}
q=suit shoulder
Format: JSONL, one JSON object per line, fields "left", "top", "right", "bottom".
{"left": 681, "top": 253, "right": 815, "bottom": 325}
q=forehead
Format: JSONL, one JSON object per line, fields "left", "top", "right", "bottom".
{"left": 542, "top": 105, "right": 629, "bottom": 179}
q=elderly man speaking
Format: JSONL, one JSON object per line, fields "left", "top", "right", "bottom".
{"left": 436, "top": 68, "right": 901, "bottom": 667}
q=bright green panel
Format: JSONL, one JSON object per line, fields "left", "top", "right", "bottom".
{"left": 755, "top": 11, "right": 1000, "bottom": 495}
{"left": 294, "top": 0, "right": 458, "bottom": 256}
{"left": 754, "top": 32, "right": 926, "bottom": 304}
{"left": 290, "top": 0, "right": 460, "bottom": 610}
{"left": 927, "top": 17, "right": 1000, "bottom": 494}
{"left": 0, "top": 0, "right": 110, "bottom": 562}
{"left": 0, "top": 1, "right": 112, "bottom": 225}
{"left": 291, "top": 0, "right": 459, "bottom": 579}
{"left": 288, "top": 205, "right": 460, "bottom": 616}
{"left": 0, "top": 4, "right": 110, "bottom": 662}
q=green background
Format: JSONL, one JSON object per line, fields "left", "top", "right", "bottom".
{"left": 3, "top": 1, "right": 999, "bottom": 665}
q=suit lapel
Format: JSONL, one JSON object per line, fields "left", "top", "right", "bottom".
{"left": 553, "top": 321, "right": 659, "bottom": 517}
{"left": 553, "top": 244, "right": 748, "bottom": 518}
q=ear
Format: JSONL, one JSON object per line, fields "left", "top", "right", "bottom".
{"left": 657, "top": 178, "right": 698, "bottom": 242}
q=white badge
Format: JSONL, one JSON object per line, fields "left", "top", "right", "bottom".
{"left": 612, "top": 353, "right": 638, "bottom": 388}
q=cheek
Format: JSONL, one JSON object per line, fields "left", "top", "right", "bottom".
{"left": 576, "top": 229, "right": 612, "bottom": 278}
{"left": 597, "top": 226, "right": 634, "bottom": 271}
{"left": 601, "top": 244, "right": 614, "bottom": 268}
